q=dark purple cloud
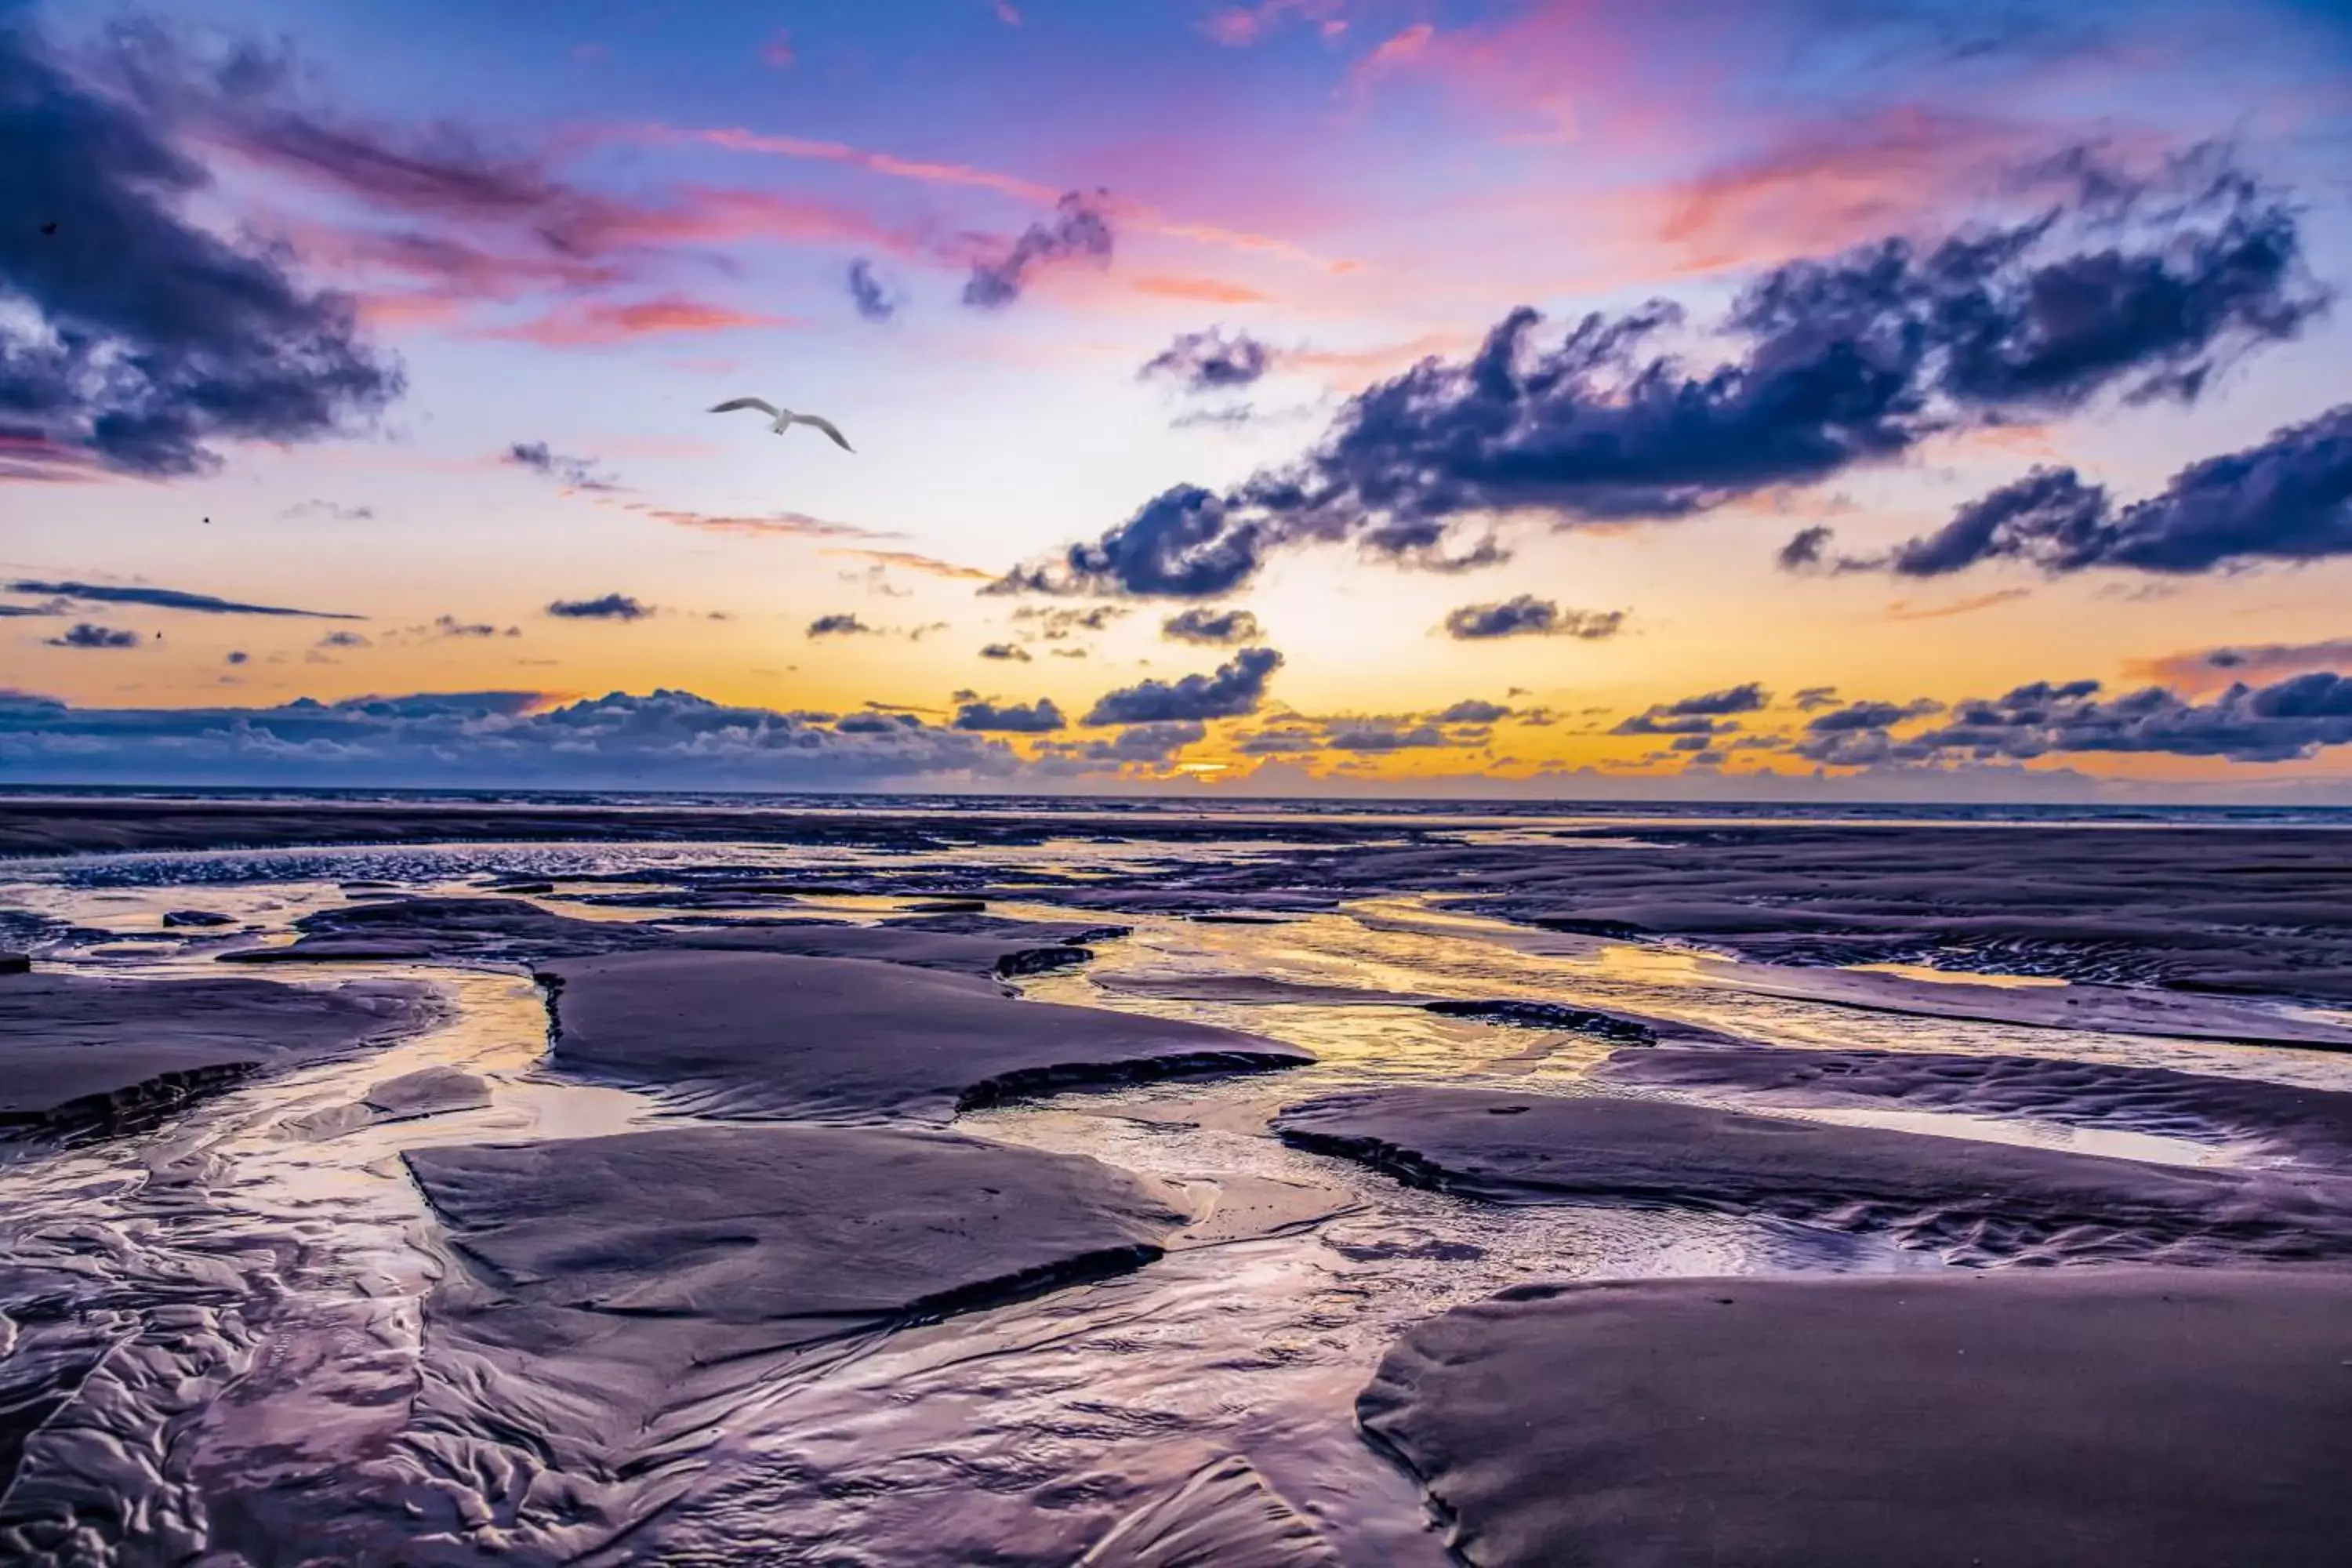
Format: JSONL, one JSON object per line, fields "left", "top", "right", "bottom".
{"left": 1141, "top": 328, "right": 1272, "bottom": 392}
{"left": 5, "top": 579, "right": 360, "bottom": 619}
{"left": 1161, "top": 606, "right": 1264, "bottom": 645}
{"left": 806, "top": 612, "right": 872, "bottom": 637}
{"left": 1791, "top": 674, "right": 2352, "bottom": 765}
{"left": 1001, "top": 145, "right": 2325, "bottom": 596}
{"left": 44, "top": 622, "right": 140, "bottom": 649}
{"left": 1849, "top": 403, "right": 2352, "bottom": 576}
{"left": 1083, "top": 647, "right": 1282, "bottom": 724}
{"left": 549, "top": 593, "right": 652, "bottom": 622}
{"left": 952, "top": 695, "right": 1066, "bottom": 733}
{"left": 1614, "top": 682, "right": 1770, "bottom": 737}
{"left": 847, "top": 257, "right": 902, "bottom": 323}
{"left": 0, "top": 20, "right": 402, "bottom": 477}
{"left": 963, "top": 190, "right": 1114, "bottom": 310}
{"left": 1443, "top": 597, "right": 1624, "bottom": 641}
{"left": 0, "top": 688, "right": 1024, "bottom": 787}
{"left": 504, "top": 441, "right": 620, "bottom": 492}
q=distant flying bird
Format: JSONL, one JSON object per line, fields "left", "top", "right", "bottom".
{"left": 708, "top": 397, "right": 854, "bottom": 451}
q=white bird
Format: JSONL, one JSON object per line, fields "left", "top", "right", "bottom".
{"left": 708, "top": 397, "right": 855, "bottom": 451}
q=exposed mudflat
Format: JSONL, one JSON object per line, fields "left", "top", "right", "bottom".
{"left": 537, "top": 949, "right": 1315, "bottom": 1120}
{"left": 1274, "top": 1085, "right": 2352, "bottom": 1265}
{"left": 1359, "top": 1268, "right": 2352, "bottom": 1568}
{"left": 1600, "top": 1043, "right": 2352, "bottom": 1167}
{"left": 5, "top": 804, "right": 2352, "bottom": 1562}
{"left": 1, "top": 966, "right": 440, "bottom": 1135}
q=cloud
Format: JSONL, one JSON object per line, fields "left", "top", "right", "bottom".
{"left": 284, "top": 498, "right": 376, "bottom": 521}
{"left": 423, "top": 614, "right": 505, "bottom": 639}
{"left": 1038, "top": 721, "right": 1207, "bottom": 767}
{"left": 807, "top": 612, "right": 873, "bottom": 637}
{"left": 953, "top": 695, "right": 1066, "bottom": 733}
{"left": 1161, "top": 606, "right": 1264, "bottom": 645}
{"left": 490, "top": 296, "right": 797, "bottom": 347}
{"left": 1140, "top": 328, "right": 1273, "bottom": 393}
{"left": 1882, "top": 587, "right": 2033, "bottom": 620}
{"left": 1791, "top": 675, "right": 2352, "bottom": 766}
{"left": 1002, "top": 145, "right": 2325, "bottom": 596}
{"left": 1009, "top": 604, "right": 1129, "bottom": 640}
{"left": 0, "top": 688, "right": 1025, "bottom": 788}
{"left": 993, "top": 485, "right": 1263, "bottom": 597}
{"left": 846, "top": 257, "right": 903, "bottom": 322}
{"left": 1793, "top": 684, "right": 1842, "bottom": 711}
{"left": 1434, "top": 699, "right": 1512, "bottom": 723}
{"left": 979, "top": 642, "right": 1032, "bottom": 662}
{"left": 0, "top": 21, "right": 402, "bottom": 477}
{"left": 962, "top": 190, "right": 1115, "bottom": 310}
{"left": 824, "top": 547, "right": 993, "bottom": 581}
{"left": 504, "top": 441, "right": 622, "bottom": 491}
{"left": 1442, "top": 597, "right": 1623, "bottom": 641}
{"left": 1614, "top": 682, "right": 1769, "bottom": 737}
{"left": 760, "top": 29, "right": 795, "bottom": 69}
{"left": 4, "top": 579, "right": 361, "bottom": 619}
{"left": 316, "top": 630, "right": 371, "bottom": 649}
{"left": 1778, "top": 525, "right": 1835, "bottom": 571}
{"left": 1857, "top": 403, "right": 2352, "bottom": 577}
{"left": 2129, "top": 638, "right": 2352, "bottom": 694}
{"left": 44, "top": 622, "right": 140, "bottom": 650}
{"left": 1083, "top": 647, "right": 1283, "bottom": 724}
{"left": 548, "top": 593, "right": 652, "bottom": 621}
{"left": 224, "top": 650, "right": 249, "bottom": 665}
{"left": 642, "top": 506, "right": 901, "bottom": 543}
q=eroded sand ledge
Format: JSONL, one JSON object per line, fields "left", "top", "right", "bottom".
{"left": 1274, "top": 1085, "right": 2352, "bottom": 1265}
{"left": 1358, "top": 1269, "right": 2352, "bottom": 1568}
{"left": 0, "top": 966, "right": 440, "bottom": 1138}
{"left": 535, "top": 949, "right": 1316, "bottom": 1120}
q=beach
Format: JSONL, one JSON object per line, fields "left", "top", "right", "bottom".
{"left": 4, "top": 793, "right": 2350, "bottom": 1563}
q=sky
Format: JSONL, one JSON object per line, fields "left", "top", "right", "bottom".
{"left": 5, "top": 0, "right": 2352, "bottom": 799}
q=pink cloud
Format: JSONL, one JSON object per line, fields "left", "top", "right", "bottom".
{"left": 1639, "top": 109, "right": 2072, "bottom": 274}
{"left": 489, "top": 296, "right": 801, "bottom": 346}
{"left": 630, "top": 124, "right": 1353, "bottom": 272}
{"left": 1203, "top": 0, "right": 1346, "bottom": 48}
{"left": 760, "top": 30, "right": 796, "bottom": 69}
{"left": 993, "top": 1, "right": 1023, "bottom": 24}
{"left": 1131, "top": 274, "right": 1276, "bottom": 304}
{"left": 1345, "top": 9, "right": 1632, "bottom": 146}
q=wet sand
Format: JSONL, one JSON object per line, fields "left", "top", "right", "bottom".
{"left": 1359, "top": 1268, "right": 2352, "bottom": 1567}
{"left": 5, "top": 805, "right": 2352, "bottom": 1560}
{"left": 537, "top": 948, "right": 1314, "bottom": 1120}
{"left": 1275, "top": 1085, "right": 2352, "bottom": 1265}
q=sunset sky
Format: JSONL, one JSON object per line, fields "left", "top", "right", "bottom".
{"left": 6, "top": 0, "right": 2352, "bottom": 798}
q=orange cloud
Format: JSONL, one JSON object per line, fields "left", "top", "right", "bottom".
{"left": 490, "top": 296, "right": 800, "bottom": 346}
{"left": 1882, "top": 589, "right": 2033, "bottom": 622}
{"left": 648, "top": 508, "right": 900, "bottom": 543}
{"left": 822, "top": 547, "right": 995, "bottom": 581}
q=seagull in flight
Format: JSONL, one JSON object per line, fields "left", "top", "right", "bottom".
{"left": 708, "top": 397, "right": 855, "bottom": 451}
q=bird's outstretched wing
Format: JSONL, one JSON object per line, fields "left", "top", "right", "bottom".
{"left": 798, "top": 414, "right": 855, "bottom": 452}
{"left": 709, "top": 397, "right": 781, "bottom": 418}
